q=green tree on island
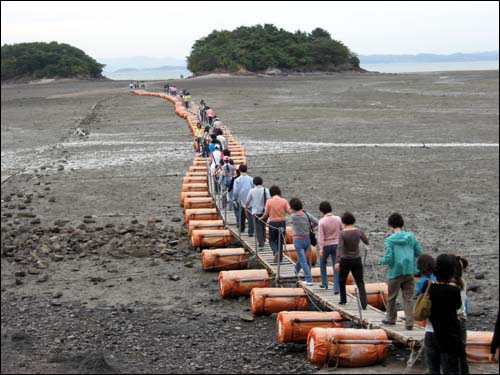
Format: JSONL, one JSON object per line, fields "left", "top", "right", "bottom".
{"left": 1, "top": 42, "right": 104, "bottom": 81}
{"left": 187, "top": 25, "right": 360, "bottom": 74}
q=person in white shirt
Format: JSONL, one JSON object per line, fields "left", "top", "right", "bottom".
{"left": 245, "top": 177, "right": 270, "bottom": 248}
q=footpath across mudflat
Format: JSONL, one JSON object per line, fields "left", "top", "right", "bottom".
{"left": 1, "top": 71, "right": 498, "bottom": 373}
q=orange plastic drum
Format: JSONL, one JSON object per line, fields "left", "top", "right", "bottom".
{"left": 190, "top": 229, "right": 233, "bottom": 248}
{"left": 181, "top": 183, "right": 208, "bottom": 193}
{"left": 250, "top": 288, "right": 309, "bottom": 316}
{"left": 219, "top": 269, "right": 270, "bottom": 298}
{"left": 184, "top": 208, "right": 218, "bottom": 224}
{"left": 310, "top": 267, "right": 354, "bottom": 285}
{"left": 201, "top": 248, "right": 247, "bottom": 271}
{"left": 183, "top": 197, "right": 214, "bottom": 209}
{"left": 277, "top": 311, "right": 343, "bottom": 343}
{"left": 179, "top": 191, "right": 210, "bottom": 206}
{"left": 285, "top": 244, "right": 317, "bottom": 265}
{"left": 307, "top": 328, "right": 390, "bottom": 368}
{"left": 466, "top": 331, "right": 498, "bottom": 363}
{"left": 182, "top": 176, "right": 207, "bottom": 185}
{"left": 346, "top": 283, "right": 388, "bottom": 309}
{"left": 188, "top": 220, "right": 224, "bottom": 236}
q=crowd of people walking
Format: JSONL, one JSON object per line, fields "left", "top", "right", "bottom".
{"left": 163, "top": 84, "right": 499, "bottom": 375}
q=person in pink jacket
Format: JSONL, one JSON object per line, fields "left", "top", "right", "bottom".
{"left": 318, "top": 201, "right": 343, "bottom": 293}
{"left": 205, "top": 107, "right": 215, "bottom": 126}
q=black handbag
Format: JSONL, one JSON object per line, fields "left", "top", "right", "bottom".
{"left": 305, "top": 212, "right": 317, "bottom": 246}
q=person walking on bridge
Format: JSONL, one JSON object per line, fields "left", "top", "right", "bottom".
{"left": 380, "top": 212, "right": 423, "bottom": 330}
{"left": 232, "top": 165, "right": 254, "bottom": 236}
{"left": 289, "top": 198, "right": 318, "bottom": 285}
{"left": 318, "top": 201, "right": 343, "bottom": 293}
{"left": 262, "top": 186, "right": 291, "bottom": 263}
{"left": 335, "top": 212, "right": 369, "bottom": 309}
{"left": 245, "top": 177, "right": 270, "bottom": 249}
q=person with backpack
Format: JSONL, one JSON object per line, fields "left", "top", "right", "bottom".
{"left": 380, "top": 212, "right": 423, "bottom": 330}
{"left": 245, "top": 177, "right": 271, "bottom": 249}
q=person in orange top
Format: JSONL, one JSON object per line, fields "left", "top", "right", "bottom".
{"left": 262, "top": 185, "right": 291, "bottom": 263}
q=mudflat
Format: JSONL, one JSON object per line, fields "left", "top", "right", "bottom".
{"left": 1, "top": 71, "right": 498, "bottom": 373}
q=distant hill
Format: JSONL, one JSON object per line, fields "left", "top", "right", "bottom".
{"left": 187, "top": 24, "right": 361, "bottom": 75}
{"left": 360, "top": 51, "right": 499, "bottom": 64}
{"left": 99, "top": 56, "right": 186, "bottom": 72}
{"left": 113, "top": 68, "right": 140, "bottom": 73}
{"left": 1, "top": 42, "right": 104, "bottom": 81}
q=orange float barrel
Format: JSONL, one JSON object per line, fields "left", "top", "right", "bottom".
{"left": 189, "top": 166, "right": 207, "bottom": 172}
{"left": 184, "top": 208, "right": 218, "bottom": 224}
{"left": 183, "top": 197, "right": 214, "bottom": 210}
{"left": 185, "top": 171, "right": 207, "bottom": 177}
{"left": 188, "top": 220, "right": 224, "bottom": 235}
{"left": 285, "top": 244, "right": 317, "bottom": 265}
{"left": 286, "top": 226, "right": 293, "bottom": 244}
{"left": 250, "top": 288, "right": 309, "bottom": 316}
{"left": 310, "top": 267, "right": 354, "bottom": 285}
{"left": 346, "top": 283, "right": 388, "bottom": 309}
{"left": 181, "top": 183, "right": 208, "bottom": 192}
{"left": 219, "top": 269, "right": 270, "bottom": 298}
{"left": 307, "top": 328, "right": 390, "bottom": 368}
{"left": 201, "top": 248, "right": 247, "bottom": 271}
{"left": 277, "top": 311, "right": 343, "bottom": 343}
{"left": 466, "top": 331, "right": 498, "bottom": 363}
{"left": 191, "top": 229, "right": 233, "bottom": 248}
{"left": 179, "top": 191, "right": 210, "bottom": 206}
{"left": 192, "top": 160, "right": 209, "bottom": 167}
{"left": 182, "top": 175, "right": 208, "bottom": 184}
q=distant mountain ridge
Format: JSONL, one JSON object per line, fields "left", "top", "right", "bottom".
{"left": 99, "top": 56, "right": 186, "bottom": 72}
{"left": 360, "top": 51, "right": 499, "bottom": 64}
{"left": 112, "top": 65, "right": 188, "bottom": 73}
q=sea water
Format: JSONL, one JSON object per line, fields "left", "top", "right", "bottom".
{"left": 361, "top": 60, "right": 499, "bottom": 73}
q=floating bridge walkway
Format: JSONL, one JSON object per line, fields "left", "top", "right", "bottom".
{"left": 130, "top": 89, "right": 425, "bottom": 350}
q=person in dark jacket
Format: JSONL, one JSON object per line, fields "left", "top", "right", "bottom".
{"left": 425, "top": 254, "right": 464, "bottom": 374}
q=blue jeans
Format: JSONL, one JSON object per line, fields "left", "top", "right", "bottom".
{"left": 293, "top": 237, "right": 313, "bottom": 283}
{"left": 319, "top": 244, "right": 339, "bottom": 292}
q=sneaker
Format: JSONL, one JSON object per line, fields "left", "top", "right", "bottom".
{"left": 319, "top": 284, "right": 328, "bottom": 289}
{"left": 405, "top": 325, "right": 413, "bottom": 331}
{"left": 381, "top": 319, "right": 396, "bottom": 325}
{"left": 338, "top": 301, "right": 346, "bottom": 305}
{"left": 301, "top": 281, "right": 314, "bottom": 286}
{"left": 333, "top": 291, "right": 339, "bottom": 295}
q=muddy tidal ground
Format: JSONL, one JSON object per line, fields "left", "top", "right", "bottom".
{"left": 1, "top": 71, "right": 499, "bottom": 374}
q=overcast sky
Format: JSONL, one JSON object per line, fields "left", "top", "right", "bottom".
{"left": 2, "top": 1, "right": 499, "bottom": 61}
